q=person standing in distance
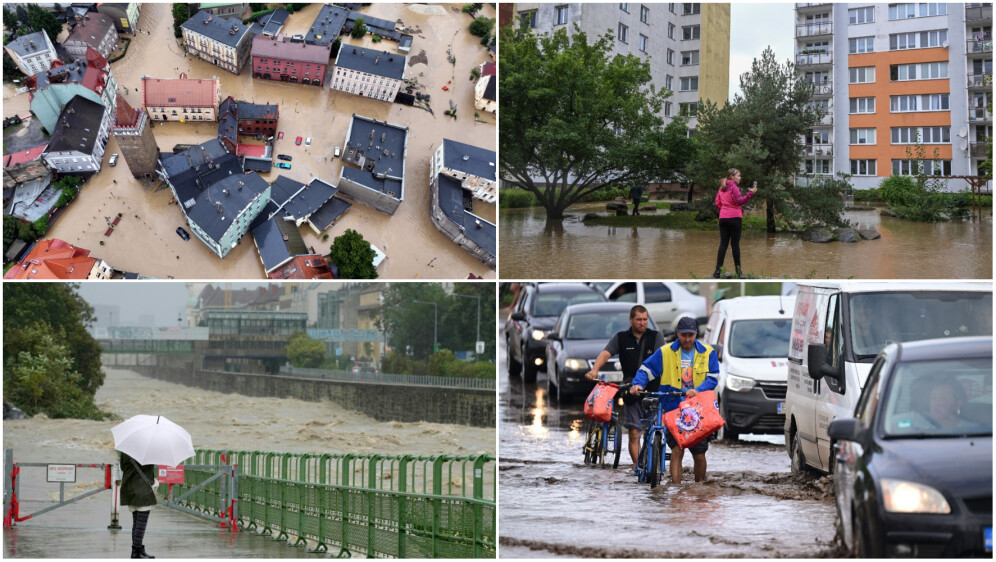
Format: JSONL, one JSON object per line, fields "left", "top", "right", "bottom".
{"left": 584, "top": 305, "right": 666, "bottom": 466}
{"left": 629, "top": 183, "right": 645, "bottom": 216}
{"left": 713, "top": 168, "right": 757, "bottom": 279}
{"left": 630, "top": 316, "right": 719, "bottom": 484}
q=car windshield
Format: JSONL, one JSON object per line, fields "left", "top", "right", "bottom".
{"left": 530, "top": 292, "right": 603, "bottom": 317}
{"left": 729, "top": 318, "right": 792, "bottom": 358}
{"left": 566, "top": 311, "right": 632, "bottom": 340}
{"left": 849, "top": 292, "right": 993, "bottom": 358}
{"left": 881, "top": 357, "right": 993, "bottom": 438}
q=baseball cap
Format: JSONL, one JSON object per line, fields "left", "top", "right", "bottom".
{"left": 676, "top": 317, "right": 698, "bottom": 334}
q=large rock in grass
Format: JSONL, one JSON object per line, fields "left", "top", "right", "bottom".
{"left": 856, "top": 229, "right": 881, "bottom": 240}
{"left": 670, "top": 202, "right": 690, "bottom": 212}
{"left": 638, "top": 204, "right": 657, "bottom": 213}
{"left": 583, "top": 213, "right": 600, "bottom": 221}
{"left": 606, "top": 201, "right": 628, "bottom": 212}
{"left": 834, "top": 228, "right": 860, "bottom": 243}
{"left": 801, "top": 227, "right": 835, "bottom": 243}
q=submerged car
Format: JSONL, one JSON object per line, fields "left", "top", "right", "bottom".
{"left": 278, "top": 131, "right": 284, "bottom": 140}
{"left": 829, "top": 336, "right": 993, "bottom": 558}
{"left": 276, "top": 162, "right": 291, "bottom": 170}
{"left": 305, "top": 137, "right": 312, "bottom": 146}
{"left": 545, "top": 302, "right": 660, "bottom": 403}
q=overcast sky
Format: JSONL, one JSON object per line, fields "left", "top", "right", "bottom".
{"left": 729, "top": 3, "right": 795, "bottom": 100}
{"left": 76, "top": 282, "right": 270, "bottom": 327}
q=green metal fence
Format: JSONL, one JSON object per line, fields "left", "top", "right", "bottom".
{"left": 167, "top": 449, "right": 496, "bottom": 558}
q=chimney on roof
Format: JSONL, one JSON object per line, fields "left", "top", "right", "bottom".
{"left": 238, "top": 180, "right": 243, "bottom": 190}
{"left": 223, "top": 189, "right": 230, "bottom": 196}
{"left": 352, "top": 48, "right": 357, "bottom": 54}
{"left": 462, "top": 155, "right": 469, "bottom": 161}
{"left": 375, "top": 54, "right": 381, "bottom": 64}
{"left": 216, "top": 202, "right": 223, "bottom": 213}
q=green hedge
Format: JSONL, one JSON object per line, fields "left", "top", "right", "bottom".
{"left": 499, "top": 186, "right": 634, "bottom": 209}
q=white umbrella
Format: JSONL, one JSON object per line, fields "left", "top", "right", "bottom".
{"left": 111, "top": 415, "right": 194, "bottom": 467}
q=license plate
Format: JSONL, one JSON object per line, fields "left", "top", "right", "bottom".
{"left": 777, "top": 402, "right": 784, "bottom": 414}
{"left": 599, "top": 371, "right": 624, "bottom": 383}
{"left": 985, "top": 527, "right": 992, "bottom": 552}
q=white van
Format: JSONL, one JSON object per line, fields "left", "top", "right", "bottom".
{"left": 705, "top": 295, "right": 796, "bottom": 440}
{"left": 784, "top": 281, "right": 992, "bottom": 473}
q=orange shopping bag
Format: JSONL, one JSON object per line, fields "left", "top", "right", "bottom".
{"left": 584, "top": 382, "right": 618, "bottom": 423}
{"left": 663, "top": 390, "right": 724, "bottom": 449}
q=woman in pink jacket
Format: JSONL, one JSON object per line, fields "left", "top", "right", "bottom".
{"left": 712, "top": 168, "right": 757, "bottom": 278}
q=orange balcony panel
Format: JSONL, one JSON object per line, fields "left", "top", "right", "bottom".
{"left": 887, "top": 112, "right": 953, "bottom": 127}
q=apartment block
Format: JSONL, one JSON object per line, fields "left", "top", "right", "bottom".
{"left": 515, "top": 2, "right": 731, "bottom": 129}
{"left": 331, "top": 47, "right": 406, "bottom": 102}
{"left": 795, "top": 2, "right": 992, "bottom": 190}
{"left": 3, "top": 31, "right": 57, "bottom": 76}
{"left": 181, "top": 11, "right": 252, "bottom": 75}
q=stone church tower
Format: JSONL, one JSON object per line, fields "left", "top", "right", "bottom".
{"left": 111, "top": 93, "right": 159, "bottom": 178}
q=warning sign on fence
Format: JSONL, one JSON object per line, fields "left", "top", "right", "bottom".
{"left": 157, "top": 465, "right": 185, "bottom": 484}
{"left": 46, "top": 464, "right": 76, "bottom": 483}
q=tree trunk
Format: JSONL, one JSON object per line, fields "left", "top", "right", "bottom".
{"left": 544, "top": 204, "right": 567, "bottom": 220}
{"left": 765, "top": 199, "right": 776, "bottom": 233}
{"left": 687, "top": 184, "right": 694, "bottom": 204}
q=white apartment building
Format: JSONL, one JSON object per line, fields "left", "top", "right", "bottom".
{"left": 3, "top": 31, "right": 57, "bottom": 76}
{"left": 515, "top": 2, "right": 731, "bottom": 131}
{"left": 795, "top": 2, "right": 992, "bottom": 190}
{"left": 180, "top": 12, "right": 252, "bottom": 75}
{"left": 331, "top": 47, "right": 406, "bottom": 102}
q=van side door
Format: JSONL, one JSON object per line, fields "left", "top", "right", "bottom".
{"left": 816, "top": 292, "right": 845, "bottom": 471}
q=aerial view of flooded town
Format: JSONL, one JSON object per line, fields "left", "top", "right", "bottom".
{"left": 3, "top": 2, "right": 497, "bottom": 279}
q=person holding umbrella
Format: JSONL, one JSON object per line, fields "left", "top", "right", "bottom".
{"left": 120, "top": 452, "right": 157, "bottom": 559}
{"left": 112, "top": 414, "right": 195, "bottom": 559}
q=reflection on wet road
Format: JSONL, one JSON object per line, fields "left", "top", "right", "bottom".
{"left": 498, "top": 324, "right": 844, "bottom": 558}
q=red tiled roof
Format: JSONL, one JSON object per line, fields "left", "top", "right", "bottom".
{"left": 4, "top": 144, "right": 47, "bottom": 167}
{"left": 267, "top": 255, "right": 335, "bottom": 279}
{"left": 81, "top": 47, "right": 108, "bottom": 95}
{"left": 3, "top": 239, "right": 98, "bottom": 280}
{"left": 482, "top": 62, "right": 496, "bottom": 76}
{"left": 114, "top": 92, "right": 139, "bottom": 126}
{"left": 252, "top": 35, "right": 331, "bottom": 64}
{"left": 236, "top": 143, "right": 267, "bottom": 158}
{"left": 142, "top": 77, "right": 218, "bottom": 108}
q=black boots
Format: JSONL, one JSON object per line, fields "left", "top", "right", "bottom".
{"left": 131, "top": 546, "right": 154, "bottom": 559}
{"left": 711, "top": 268, "right": 722, "bottom": 279}
{"left": 735, "top": 266, "right": 743, "bottom": 278}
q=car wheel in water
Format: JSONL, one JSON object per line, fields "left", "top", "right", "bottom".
{"left": 790, "top": 430, "right": 808, "bottom": 474}
{"left": 522, "top": 347, "right": 538, "bottom": 383}
{"left": 506, "top": 340, "right": 521, "bottom": 377}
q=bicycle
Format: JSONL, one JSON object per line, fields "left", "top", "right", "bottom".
{"left": 581, "top": 382, "right": 630, "bottom": 469}
{"left": 633, "top": 389, "right": 685, "bottom": 489}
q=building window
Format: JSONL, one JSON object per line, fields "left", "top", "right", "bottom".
{"left": 665, "top": 74, "right": 673, "bottom": 89}
{"left": 555, "top": 5, "right": 569, "bottom": 25}
{"left": 664, "top": 101, "right": 672, "bottom": 116}
{"left": 805, "top": 159, "right": 832, "bottom": 175}
{"left": 848, "top": 6, "right": 875, "bottom": 24}
{"left": 678, "top": 102, "right": 697, "bottom": 116}
{"left": 618, "top": 23, "right": 628, "bottom": 43}
{"left": 679, "top": 76, "right": 698, "bottom": 91}
{"left": 682, "top": 25, "right": 700, "bottom": 40}
{"left": 890, "top": 61, "right": 948, "bottom": 81}
{"left": 666, "top": 49, "right": 674, "bottom": 65}
{"left": 620, "top": 3, "right": 629, "bottom": 12}
{"left": 520, "top": 10, "right": 537, "bottom": 27}
{"left": 849, "top": 128, "right": 876, "bottom": 145}
{"left": 668, "top": 23, "right": 675, "bottom": 39}
{"left": 848, "top": 66, "right": 875, "bottom": 84}
{"left": 850, "top": 159, "right": 877, "bottom": 176}
{"left": 892, "top": 159, "right": 951, "bottom": 175}
{"left": 639, "top": 34, "right": 648, "bottom": 52}
{"left": 669, "top": 3, "right": 676, "bottom": 13}
{"left": 890, "top": 93, "right": 949, "bottom": 112}
{"left": 888, "top": 2, "right": 947, "bottom": 20}
{"left": 891, "top": 126, "right": 950, "bottom": 144}
{"left": 640, "top": 5, "right": 650, "bottom": 23}
{"left": 849, "top": 96, "right": 876, "bottom": 114}
{"left": 889, "top": 30, "right": 947, "bottom": 50}
{"left": 681, "top": 50, "right": 699, "bottom": 65}
{"left": 682, "top": 3, "right": 700, "bottom": 15}
{"left": 848, "top": 36, "right": 874, "bottom": 53}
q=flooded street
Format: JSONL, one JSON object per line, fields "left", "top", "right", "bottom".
{"left": 22, "top": 3, "right": 497, "bottom": 279}
{"left": 497, "top": 323, "right": 843, "bottom": 558}
{"left": 499, "top": 204, "right": 993, "bottom": 279}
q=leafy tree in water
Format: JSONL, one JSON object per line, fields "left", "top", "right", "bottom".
{"left": 32, "top": 215, "right": 48, "bottom": 238}
{"left": 462, "top": 3, "right": 483, "bottom": 15}
{"left": 172, "top": 3, "right": 189, "bottom": 38}
{"left": 693, "top": 47, "right": 823, "bottom": 232}
{"left": 26, "top": 4, "right": 62, "bottom": 44}
{"left": 350, "top": 17, "right": 367, "bottom": 39}
{"left": 285, "top": 331, "right": 326, "bottom": 368}
{"left": 658, "top": 114, "right": 698, "bottom": 202}
{"left": 328, "top": 228, "right": 377, "bottom": 279}
{"left": 3, "top": 284, "right": 106, "bottom": 418}
{"left": 500, "top": 24, "right": 671, "bottom": 220}
{"left": 469, "top": 16, "right": 494, "bottom": 37}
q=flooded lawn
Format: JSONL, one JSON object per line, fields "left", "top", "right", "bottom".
{"left": 17, "top": 3, "right": 496, "bottom": 279}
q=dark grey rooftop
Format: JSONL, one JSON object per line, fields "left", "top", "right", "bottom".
{"left": 186, "top": 172, "right": 270, "bottom": 244}
{"left": 5, "top": 31, "right": 51, "bottom": 58}
{"left": 344, "top": 114, "right": 406, "bottom": 179}
{"left": 442, "top": 139, "right": 496, "bottom": 182}
{"left": 235, "top": 101, "right": 278, "bottom": 120}
{"left": 345, "top": 11, "right": 400, "bottom": 41}
{"left": 45, "top": 95, "right": 104, "bottom": 155}
{"left": 437, "top": 173, "right": 495, "bottom": 258}
{"left": 335, "top": 46, "right": 405, "bottom": 80}
{"left": 270, "top": 175, "right": 306, "bottom": 207}
{"left": 261, "top": 8, "right": 288, "bottom": 35}
{"left": 249, "top": 200, "right": 280, "bottom": 231}
{"left": 217, "top": 112, "right": 238, "bottom": 148}
{"left": 308, "top": 196, "right": 352, "bottom": 232}
{"left": 280, "top": 177, "right": 338, "bottom": 221}
{"left": 181, "top": 11, "right": 251, "bottom": 49}
{"left": 160, "top": 139, "right": 242, "bottom": 211}
{"left": 341, "top": 166, "right": 401, "bottom": 199}
{"left": 251, "top": 214, "right": 307, "bottom": 273}
{"left": 242, "top": 157, "right": 272, "bottom": 172}
{"left": 483, "top": 74, "right": 495, "bottom": 101}
{"left": 305, "top": 4, "right": 348, "bottom": 46}
{"left": 399, "top": 35, "right": 413, "bottom": 49}
{"left": 30, "top": 58, "right": 88, "bottom": 91}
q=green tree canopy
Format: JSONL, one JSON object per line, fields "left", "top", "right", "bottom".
{"left": 499, "top": 24, "right": 671, "bottom": 220}
{"left": 469, "top": 16, "right": 494, "bottom": 37}
{"left": 693, "top": 47, "right": 825, "bottom": 232}
{"left": 285, "top": 331, "right": 326, "bottom": 368}
{"left": 3, "top": 284, "right": 106, "bottom": 419}
{"left": 350, "top": 17, "right": 366, "bottom": 39}
{"left": 172, "top": 3, "right": 189, "bottom": 38}
{"left": 26, "top": 4, "right": 62, "bottom": 44}
{"left": 328, "top": 229, "right": 378, "bottom": 279}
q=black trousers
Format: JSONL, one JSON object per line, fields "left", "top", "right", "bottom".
{"left": 132, "top": 510, "right": 150, "bottom": 548}
{"left": 716, "top": 217, "right": 743, "bottom": 268}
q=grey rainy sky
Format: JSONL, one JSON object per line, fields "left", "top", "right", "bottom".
{"left": 729, "top": 3, "right": 795, "bottom": 100}
{"left": 77, "top": 282, "right": 269, "bottom": 327}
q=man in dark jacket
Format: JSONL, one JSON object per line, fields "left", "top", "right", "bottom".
{"left": 120, "top": 452, "right": 157, "bottom": 559}
{"left": 629, "top": 183, "right": 645, "bottom": 215}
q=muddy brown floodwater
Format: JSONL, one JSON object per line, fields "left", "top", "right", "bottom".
{"left": 497, "top": 324, "right": 846, "bottom": 559}
{"left": 16, "top": 3, "right": 496, "bottom": 279}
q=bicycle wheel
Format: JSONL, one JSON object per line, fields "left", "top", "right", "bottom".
{"left": 606, "top": 421, "right": 622, "bottom": 469}
{"left": 649, "top": 432, "right": 663, "bottom": 489}
{"left": 593, "top": 425, "right": 605, "bottom": 466}
{"left": 635, "top": 436, "right": 648, "bottom": 482}
{"left": 582, "top": 420, "right": 595, "bottom": 464}
{"left": 584, "top": 424, "right": 601, "bottom": 465}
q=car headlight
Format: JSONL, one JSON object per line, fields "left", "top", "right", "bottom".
{"left": 565, "top": 358, "right": 588, "bottom": 371}
{"left": 726, "top": 374, "right": 756, "bottom": 392}
{"left": 881, "top": 479, "right": 951, "bottom": 514}
{"left": 531, "top": 329, "right": 546, "bottom": 341}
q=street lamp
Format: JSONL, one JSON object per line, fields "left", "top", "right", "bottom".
{"left": 453, "top": 293, "right": 481, "bottom": 355}
{"left": 411, "top": 300, "right": 438, "bottom": 353}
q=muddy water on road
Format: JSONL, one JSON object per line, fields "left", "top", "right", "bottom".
{"left": 40, "top": 3, "right": 496, "bottom": 279}
{"left": 499, "top": 204, "right": 993, "bottom": 279}
{"left": 498, "top": 337, "right": 842, "bottom": 558}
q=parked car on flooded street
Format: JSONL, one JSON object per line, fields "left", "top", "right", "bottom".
{"left": 829, "top": 336, "right": 993, "bottom": 558}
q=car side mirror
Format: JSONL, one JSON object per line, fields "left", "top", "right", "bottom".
{"left": 714, "top": 344, "right": 724, "bottom": 362}
{"left": 547, "top": 333, "right": 562, "bottom": 342}
{"left": 510, "top": 311, "right": 526, "bottom": 321}
{"left": 807, "top": 343, "right": 841, "bottom": 382}
{"left": 828, "top": 418, "right": 866, "bottom": 444}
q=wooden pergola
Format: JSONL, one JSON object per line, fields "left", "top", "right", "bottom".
{"left": 948, "top": 175, "right": 992, "bottom": 215}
